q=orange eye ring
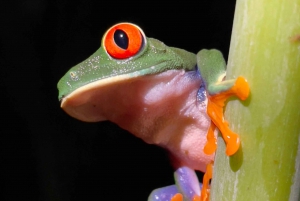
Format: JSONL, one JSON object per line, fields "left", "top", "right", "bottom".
{"left": 103, "top": 23, "right": 144, "bottom": 59}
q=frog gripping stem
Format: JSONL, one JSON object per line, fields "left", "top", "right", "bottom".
{"left": 171, "top": 77, "right": 250, "bottom": 201}
{"left": 197, "top": 49, "right": 250, "bottom": 156}
{"left": 199, "top": 77, "right": 249, "bottom": 201}
{"left": 58, "top": 23, "right": 251, "bottom": 201}
{"left": 200, "top": 76, "right": 249, "bottom": 201}
{"left": 205, "top": 76, "right": 250, "bottom": 156}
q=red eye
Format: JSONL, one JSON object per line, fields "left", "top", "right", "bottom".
{"left": 104, "top": 23, "right": 144, "bottom": 59}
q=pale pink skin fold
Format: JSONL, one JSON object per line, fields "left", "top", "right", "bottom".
{"left": 62, "top": 69, "right": 214, "bottom": 172}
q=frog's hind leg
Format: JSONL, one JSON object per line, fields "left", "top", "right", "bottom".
{"left": 174, "top": 167, "right": 201, "bottom": 201}
{"left": 148, "top": 167, "right": 201, "bottom": 201}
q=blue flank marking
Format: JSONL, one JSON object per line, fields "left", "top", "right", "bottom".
{"left": 197, "top": 85, "right": 206, "bottom": 102}
{"left": 195, "top": 65, "right": 206, "bottom": 103}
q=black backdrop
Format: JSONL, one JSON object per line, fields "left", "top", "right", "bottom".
{"left": 0, "top": 1, "right": 236, "bottom": 200}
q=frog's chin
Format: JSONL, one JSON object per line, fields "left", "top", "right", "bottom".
{"left": 60, "top": 73, "right": 134, "bottom": 122}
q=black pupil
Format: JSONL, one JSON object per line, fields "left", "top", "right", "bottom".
{"left": 114, "top": 29, "right": 128, "bottom": 50}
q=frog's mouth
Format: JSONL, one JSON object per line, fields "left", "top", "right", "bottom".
{"left": 60, "top": 68, "right": 201, "bottom": 123}
{"left": 60, "top": 64, "right": 170, "bottom": 122}
{"left": 57, "top": 60, "right": 171, "bottom": 101}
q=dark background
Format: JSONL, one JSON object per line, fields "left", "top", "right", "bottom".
{"left": 0, "top": 1, "right": 236, "bottom": 200}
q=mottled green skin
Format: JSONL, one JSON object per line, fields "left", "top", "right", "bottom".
{"left": 57, "top": 37, "right": 196, "bottom": 100}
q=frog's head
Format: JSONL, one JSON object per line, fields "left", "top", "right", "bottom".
{"left": 58, "top": 23, "right": 196, "bottom": 121}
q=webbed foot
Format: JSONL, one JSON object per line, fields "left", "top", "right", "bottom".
{"left": 205, "top": 76, "right": 249, "bottom": 155}
{"left": 197, "top": 49, "right": 250, "bottom": 156}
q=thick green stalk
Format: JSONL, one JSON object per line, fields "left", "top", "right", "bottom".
{"left": 210, "top": 0, "right": 300, "bottom": 200}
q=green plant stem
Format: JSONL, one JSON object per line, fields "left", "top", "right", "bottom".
{"left": 210, "top": 0, "right": 300, "bottom": 200}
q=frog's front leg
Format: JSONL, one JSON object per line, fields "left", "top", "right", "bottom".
{"left": 197, "top": 49, "right": 250, "bottom": 156}
{"left": 148, "top": 166, "right": 201, "bottom": 201}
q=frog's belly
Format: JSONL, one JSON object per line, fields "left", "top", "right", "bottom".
{"left": 108, "top": 70, "right": 214, "bottom": 172}
{"left": 160, "top": 103, "right": 214, "bottom": 172}
{"left": 62, "top": 69, "right": 214, "bottom": 172}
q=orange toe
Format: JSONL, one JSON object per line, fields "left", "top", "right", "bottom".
{"left": 193, "top": 195, "right": 201, "bottom": 201}
{"left": 171, "top": 193, "right": 183, "bottom": 201}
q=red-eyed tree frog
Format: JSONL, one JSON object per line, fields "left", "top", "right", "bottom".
{"left": 57, "top": 23, "right": 249, "bottom": 201}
